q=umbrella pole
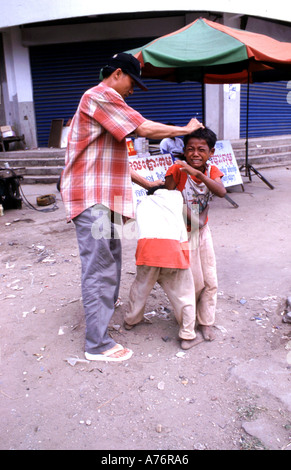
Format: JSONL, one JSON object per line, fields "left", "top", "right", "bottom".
{"left": 245, "top": 77, "right": 250, "bottom": 179}
{"left": 202, "top": 82, "right": 205, "bottom": 123}
{"left": 239, "top": 73, "right": 274, "bottom": 190}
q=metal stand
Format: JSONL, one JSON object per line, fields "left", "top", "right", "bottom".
{"left": 239, "top": 77, "right": 274, "bottom": 190}
{"left": 224, "top": 194, "right": 239, "bottom": 208}
{"left": 239, "top": 162, "right": 275, "bottom": 190}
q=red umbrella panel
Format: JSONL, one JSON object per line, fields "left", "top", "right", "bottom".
{"left": 129, "top": 18, "right": 291, "bottom": 84}
{"left": 127, "top": 18, "right": 291, "bottom": 189}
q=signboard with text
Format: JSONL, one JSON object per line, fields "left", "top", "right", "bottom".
{"left": 129, "top": 141, "right": 242, "bottom": 208}
{"left": 210, "top": 140, "right": 243, "bottom": 188}
{"left": 129, "top": 153, "right": 173, "bottom": 206}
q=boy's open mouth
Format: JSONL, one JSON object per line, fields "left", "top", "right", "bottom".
{"left": 189, "top": 157, "right": 203, "bottom": 166}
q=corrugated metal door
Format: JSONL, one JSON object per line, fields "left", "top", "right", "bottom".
{"left": 240, "top": 81, "right": 291, "bottom": 137}
{"left": 29, "top": 38, "right": 203, "bottom": 147}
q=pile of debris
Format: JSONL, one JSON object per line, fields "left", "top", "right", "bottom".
{"left": 282, "top": 296, "right": 291, "bottom": 324}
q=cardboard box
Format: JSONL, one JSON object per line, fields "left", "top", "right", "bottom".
{"left": 0, "top": 126, "right": 15, "bottom": 138}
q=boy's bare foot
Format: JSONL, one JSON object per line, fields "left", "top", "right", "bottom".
{"left": 124, "top": 322, "right": 135, "bottom": 330}
{"left": 199, "top": 325, "right": 215, "bottom": 341}
{"left": 180, "top": 335, "right": 204, "bottom": 350}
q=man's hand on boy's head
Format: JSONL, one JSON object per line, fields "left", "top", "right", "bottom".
{"left": 185, "top": 118, "right": 204, "bottom": 134}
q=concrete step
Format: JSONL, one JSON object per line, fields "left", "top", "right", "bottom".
{"left": 236, "top": 152, "right": 291, "bottom": 166}
{"left": 233, "top": 145, "right": 291, "bottom": 159}
{"left": 1, "top": 135, "right": 291, "bottom": 184}
{"left": 19, "top": 166, "right": 63, "bottom": 176}
{"left": 231, "top": 134, "right": 291, "bottom": 149}
{"left": 0, "top": 148, "right": 66, "bottom": 159}
{"left": 0, "top": 157, "right": 65, "bottom": 167}
{"left": 239, "top": 159, "right": 291, "bottom": 171}
{"left": 0, "top": 163, "right": 63, "bottom": 184}
{"left": 6, "top": 146, "right": 290, "bottom": 163}
{"left": 0, "top": 150, "right": 65, "bottom": 184}
{"left": 21, "top": 174, "right": 60, "bottom": 185}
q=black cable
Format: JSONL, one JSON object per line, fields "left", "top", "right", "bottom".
{"left": 4, "top": 168, "right": 60, "bottom": 213}
{"left": 18, "top": 182, "right": 59, "bottom": 212}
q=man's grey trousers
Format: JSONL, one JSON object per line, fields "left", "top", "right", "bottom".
{"left": 73, "top": 205, "right": 121, "bottom": 354}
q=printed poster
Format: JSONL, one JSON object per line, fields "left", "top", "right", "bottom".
{"left": 210, "top": 140, "right": 243, "bottom": 188}
{"left": 129, "top": 153, "right": 173, "bottom": 206}
{"left": 129, "top": 141, "right": 242, "bottom": 208}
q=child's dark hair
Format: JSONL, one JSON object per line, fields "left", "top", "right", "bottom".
{"left": 147, "top": 184, "right": 166, "bottom": 195}
{"left": 184, "top": 127, "right": 217, "bottom": 150}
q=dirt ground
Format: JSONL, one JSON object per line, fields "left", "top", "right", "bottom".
{"left": 0, "top": 165, "right": 291, "bottom": 452}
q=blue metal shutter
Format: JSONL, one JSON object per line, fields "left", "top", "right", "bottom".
{"left": 126, "top": 78, "right": 202, "bottom": 126}
{"left": 240, "top": 81, "right": 291, "bottom": 137}
{"left": 29, "top": 38, "right": 202, "bottom": 147}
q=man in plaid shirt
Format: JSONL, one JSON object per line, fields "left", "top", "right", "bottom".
{"left": 61, "top": 52, "right": 203, "bottom": 362}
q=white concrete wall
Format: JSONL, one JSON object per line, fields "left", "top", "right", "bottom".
{"left": 1, "top": 8, "right": 291, "bottom": 145}
{"left": 1, "top": 0, "right": 291, "bottom": 28}
{"left": 2, "top": 28, "right": 37, "bottom": 147}
{"left": 21, "top": 16, "right": 187, "bottom": 46}
{"left": 205, "top": 85, "right": 223, "bottom": 139}
{"left": 204, "top": 13, "right": 242, "bottom": 139}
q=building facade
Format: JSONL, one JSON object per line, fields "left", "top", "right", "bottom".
{"left": 1, "top": 3, "right": 291, "bottom": 148}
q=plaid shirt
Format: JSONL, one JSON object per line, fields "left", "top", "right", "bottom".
{"left": 61, "top": 82, "right": 146, "bottom": 221}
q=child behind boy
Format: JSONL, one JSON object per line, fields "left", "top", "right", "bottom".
{"left": 124, "top": 187, "right": 200, "bottom": 350}
{"left": 165, "top": 127, "right": 226, "bottom": 342}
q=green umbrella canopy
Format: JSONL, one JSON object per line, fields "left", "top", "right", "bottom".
{"left": 128, "top": 18, "right": 291, "bottom": 83}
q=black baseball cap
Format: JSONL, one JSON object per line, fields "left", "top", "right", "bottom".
{"left": 107, "top": 52, "right": 148, "bottom": 91}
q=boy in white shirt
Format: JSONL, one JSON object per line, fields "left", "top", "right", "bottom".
{"left": 124, "top": 187, "right": 200, "bottom": 350}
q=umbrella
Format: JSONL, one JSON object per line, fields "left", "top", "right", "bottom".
{"left": 130, "top": 18, "right": 291, "bottom": 84}
{"left": 128, "top": 18, "right": 291, "bottom": 188}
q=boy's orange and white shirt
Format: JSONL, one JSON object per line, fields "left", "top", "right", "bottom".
{"left": 135, "top": 189, "right": 190, "bottom": 269}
